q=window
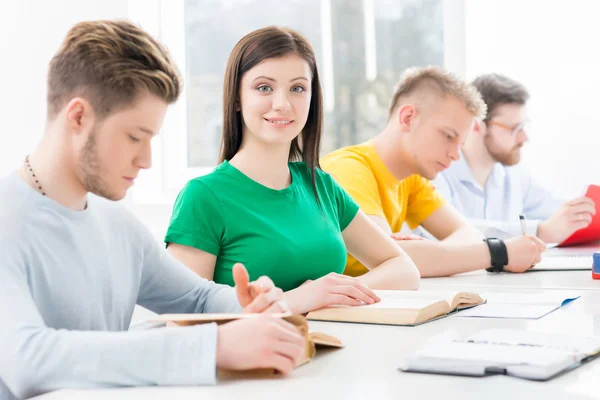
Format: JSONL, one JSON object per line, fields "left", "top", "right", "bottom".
{"left": 129, "top": 0, "right": 459, "bottom": 202}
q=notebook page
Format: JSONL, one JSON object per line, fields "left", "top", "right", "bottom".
{"left": 532, "top": 257, "right": 591, "bottom": 270}
{"left": 467, "top": 328, "right": 600, "bottom": 355}
{"left": 410, "top": 339, "right": 573, "bottom": 365}
{"left": 545, "top": 244, "right": 599, "bottom": 257}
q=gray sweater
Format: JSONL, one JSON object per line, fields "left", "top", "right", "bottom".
{"left": 0, "top": 173, "right": 242, "bottom": 400}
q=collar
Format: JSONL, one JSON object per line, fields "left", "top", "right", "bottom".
{"left": 454, "top": 149, "right": 504, "bottom": 188}
{"left": 365, "top": 140, "right": 401, "bottom": 189}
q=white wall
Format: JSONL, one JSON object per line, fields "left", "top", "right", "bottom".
{"left": 464, "top": 0, "right": 600, "bottom": 197}
{"left": 0, "top": 0, "right": 128, "bottom": 178}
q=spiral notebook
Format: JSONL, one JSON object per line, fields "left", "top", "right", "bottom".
{"left": 401, "top": 328, "right": 600, "bottom": 381}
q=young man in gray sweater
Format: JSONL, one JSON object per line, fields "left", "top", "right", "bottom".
{"left": 0, "top": 20, "right": 304, "bottom": 400}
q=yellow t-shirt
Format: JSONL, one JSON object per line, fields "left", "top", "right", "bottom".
{"left": 320, "top": 141, "right": 445, "bottom": 277}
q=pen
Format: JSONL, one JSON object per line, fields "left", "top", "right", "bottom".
{"left": 519, "top": 214, "right": 527, "bottom": 235}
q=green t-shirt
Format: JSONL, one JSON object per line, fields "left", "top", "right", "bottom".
{"left": 165, "top": 161, "right": 359, "bottom": 291}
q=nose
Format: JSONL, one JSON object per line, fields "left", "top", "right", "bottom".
{"left": 135, "top": 141, "right": 152, "bottom": 170}
{"left": 272, "top": 89, "right": 291, "bottom": 111}
{"left": 448, "top": 143, "right": 460, "bottom": 161}
{"left": 516, "top": 129, "right": 529, "bottom": 145}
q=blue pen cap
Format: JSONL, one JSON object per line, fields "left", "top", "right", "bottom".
{"left": 594, "top": 252, "right": 600, "bottom": 273}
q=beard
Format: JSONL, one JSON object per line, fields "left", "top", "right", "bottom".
{"left": 76, "top": 128, "right": 122, "bottom": 201}
{"left": 484, "top": 133, "right": 523, "bottom": 166}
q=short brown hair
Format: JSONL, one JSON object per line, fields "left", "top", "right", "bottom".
{"left": 47, "top": 20, "right": 182, "bottom": 119}
{"left": 388, "top": 66, "right": 486, "bottom": 120}
{"left": 472, "top": 73, "right": 529, "bottom": 121}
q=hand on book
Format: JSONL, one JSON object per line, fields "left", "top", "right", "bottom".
{"left": 233, "top": 263, "right": 289, "bottom": 313}
{"left": 216, "top": 316, "right": 306, "bottom": 375}
{"left": 537, "top": 196, "right": 596, "bottom": 243}
{"left": 283, "top": 273, "right": 381, "bottom": 314}
{"left": 504, "top": 235, "right": 547, "bottom": 273}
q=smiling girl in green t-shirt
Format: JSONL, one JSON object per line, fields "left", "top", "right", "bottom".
{"left": 165, "top": 26, "right": 419, "bottom": 315}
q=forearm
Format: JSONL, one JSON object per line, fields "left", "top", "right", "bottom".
{"left": 442, "top": 224, "right": 484, "bottom": 244}
{"left": 357, "top": 254, "right": 420, "bottom": 290}
{"left": 397, "top": 240, "right": 491, "bottom": 277}
{"left": 1, "top": 324, "right": 219, "bottom": 399}
{"left": 138, "top": 242, "right": 242, "bottom": 315}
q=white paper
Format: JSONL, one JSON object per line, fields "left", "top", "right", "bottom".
{"left": 455, "top": 303, "right": 559, "bottom": 319}
{"left": 532, "top": 256, "right": 592, "bottom": 270}
{"left": 467, "top": 328, "right": 600, "bottom": 355}
{"left": 453, "top": 292, "right": 580, "bottom": 319}
{"left": 480, "top": 292, "right": 580, "bottom": 305}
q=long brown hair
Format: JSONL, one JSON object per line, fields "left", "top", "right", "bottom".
{"left": 220, "top": 26, "right": 323, "bottom": 203}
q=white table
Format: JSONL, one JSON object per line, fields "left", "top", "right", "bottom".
{"left": 34, "top": 287, "right": 600, "bottom": 400}
{"left": 422, "top": 269, "right": 600, "bottom": 291}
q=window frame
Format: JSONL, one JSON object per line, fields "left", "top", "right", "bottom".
{"left": 128, "top": 0, "right": 465, "bottom": 205}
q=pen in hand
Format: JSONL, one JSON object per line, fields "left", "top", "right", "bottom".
{"left": 519, "top": 214, "right": 527, "bottom": 236}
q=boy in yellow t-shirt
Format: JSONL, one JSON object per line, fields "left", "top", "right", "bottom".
{"left": 321, "top": 67, "right": 547, "bottom": 277}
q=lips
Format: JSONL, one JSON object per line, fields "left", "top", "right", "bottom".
{"left": 264, "top": 117, "right": 293, "bottom": 125}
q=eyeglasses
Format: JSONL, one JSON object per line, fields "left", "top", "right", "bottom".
{"left": 486, "top": 119, "right": 530, "bottom": 137}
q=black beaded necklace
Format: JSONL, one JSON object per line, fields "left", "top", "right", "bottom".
{"left": 24, "top": 155, "right": 46, "bottom": 196}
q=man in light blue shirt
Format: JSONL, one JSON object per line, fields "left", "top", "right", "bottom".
{"left": 433, "top": 74, "right": 596, "bottom": 242}
{"left": 0, "top": 20, "right": 305, "bottom": 400}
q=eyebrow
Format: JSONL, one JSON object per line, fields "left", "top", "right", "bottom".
{"left": 442, "top": 127, "right": 459, "bottom": 137}
{"left": 252, "top": 75, "right": 309, "bottom": 83}
{"left": 138, "top": 126, "right": 155, "bottom": 135}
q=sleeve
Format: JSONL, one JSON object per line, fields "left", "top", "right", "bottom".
{"left": 139, "top": 222, "right": 242, "bottom": 315}
{"left": 322, "top": 156, "right": 385, "bottom": 219}
{"left": 0, "top": 237, "right": 234, "bottom": 400}
{"left": 165, "top": 180, "right": 225, "bottom": 255}
{"left": 405, "top": 176, "right": 445, "bottom": 229}
{"left": 521, "top": 169, "right": 564, "bottom": 221}
{"left": 318, "top": 169, "right": 360, "bottom": 231}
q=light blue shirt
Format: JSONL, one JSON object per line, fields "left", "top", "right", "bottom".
{"left": 432, "top": 152, "right": 564, "bottom": 239}
{"left": 0, "top": 173, "right": 242, "bottom": 400}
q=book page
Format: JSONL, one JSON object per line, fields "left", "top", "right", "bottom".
{"left": 362, "top": 290, "right": 461, "bottom": 309}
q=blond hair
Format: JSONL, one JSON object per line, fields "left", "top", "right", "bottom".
{"left": 47, "top": 20, "right": 182, "bottom": 119}
{"left": 388, "top": 66, "right": 486, "bottom": 120}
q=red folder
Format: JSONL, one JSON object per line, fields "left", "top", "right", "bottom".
{"left": 559, "top": 185, "right": 600, "bottom": 246}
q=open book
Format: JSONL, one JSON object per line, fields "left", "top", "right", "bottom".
{"left": 306, "top": 290, "right": 485, "bottom": 326}
{"left": 401, "top": 328, "right": 600, "bottom": 381}
{"left": 143, "top": 313, "right": 343, "bottom": 377}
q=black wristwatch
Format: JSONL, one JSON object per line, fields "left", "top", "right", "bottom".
{"left": 484, "top": 238, "right": 508, "bottom": 272}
